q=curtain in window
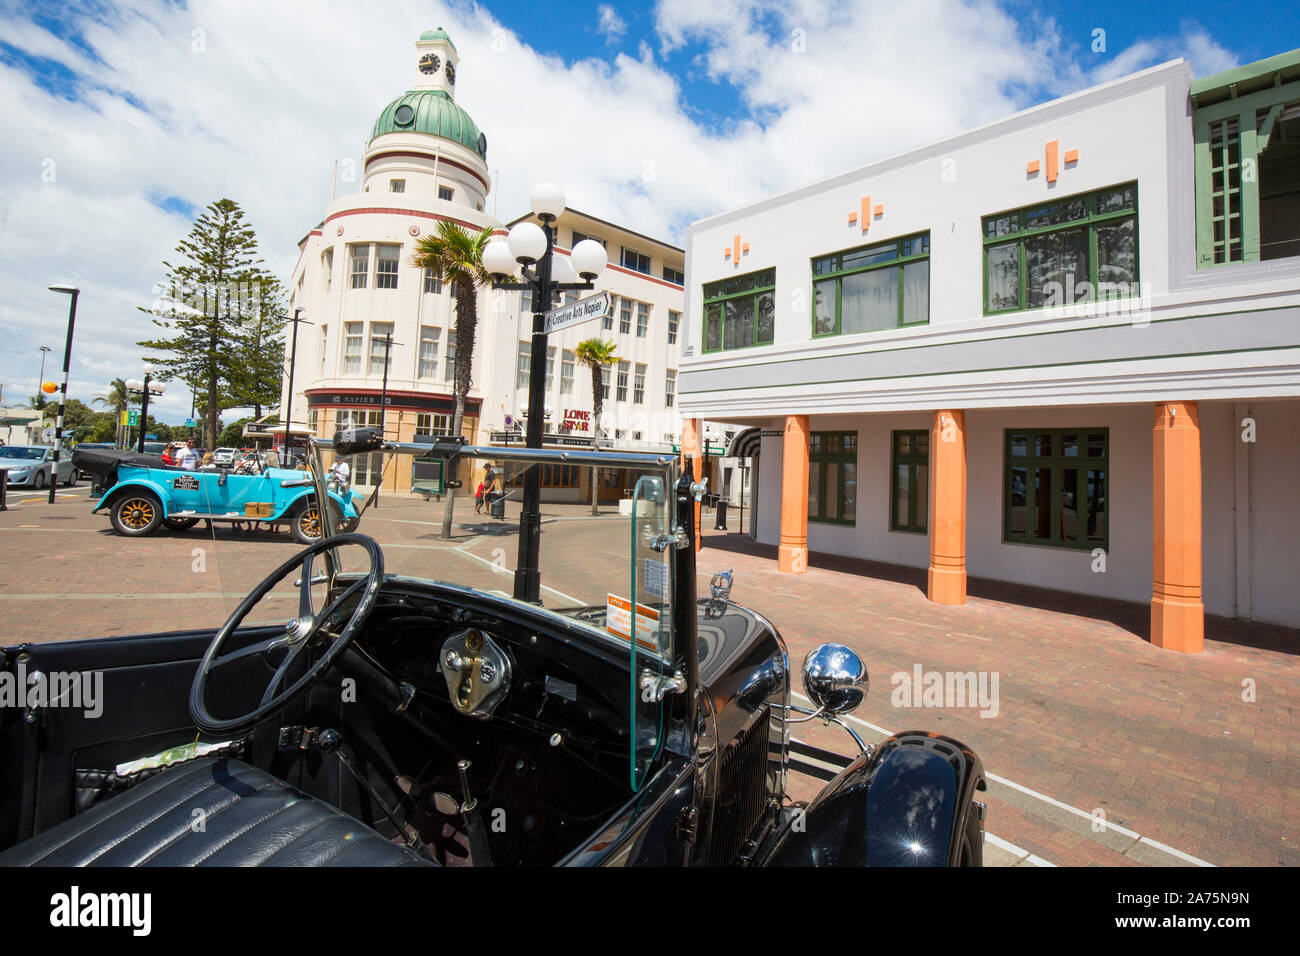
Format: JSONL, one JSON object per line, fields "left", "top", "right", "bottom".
{"left": 840, "top": 267, "right": 897, "bottom": 333}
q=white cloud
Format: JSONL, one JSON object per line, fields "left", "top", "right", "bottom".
{"left": 0, "top": 0, "right": 1248, "bottom": 422}
{"left": 597, "top": 5, "right": 628, "bottom": 44}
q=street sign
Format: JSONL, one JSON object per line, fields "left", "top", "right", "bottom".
{"left": 124, "top": 410, "right": 140, "bottom": 426}
{"left": 543, "top": 291, "right": 611, "bottom": 335}
{"left": 185, "top": 418, "right": 196, "bottom": 428}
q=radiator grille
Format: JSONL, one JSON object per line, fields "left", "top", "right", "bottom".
{"left": 707, "top": 706, "right": 771, "bottom": 866}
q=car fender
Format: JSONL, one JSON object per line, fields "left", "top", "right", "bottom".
{"left": 272, "top": 488, "right": 357, "bottom": 522}
{"left": 768, "top": 731, "right": 986, "bottom": 866}
{"left": 93, "top": 478, "right": 174, "bottom": 517}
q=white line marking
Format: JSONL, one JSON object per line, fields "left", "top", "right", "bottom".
{"left": 450, "top": 545, "right": 585, "bottom": 607}
{"left": 984, "top": 832, "right": 1056, "bottom": 866}
{"left": 791, "top": 690, "right": 1215, "bottom": 867}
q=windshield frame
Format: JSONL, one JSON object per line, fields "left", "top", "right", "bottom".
{"left": 308, "top": 436, "right": 685, "bottom": 656}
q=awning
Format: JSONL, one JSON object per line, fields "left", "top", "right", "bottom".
{"left": 726, "top": 426, "right": 761, "bottom": 459}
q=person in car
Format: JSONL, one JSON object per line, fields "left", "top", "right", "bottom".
{"left": 160, "top": 443, "right": 178, "bottom": 466}
{"left": 176, "top": 438, "right": 200, "bottom": 470}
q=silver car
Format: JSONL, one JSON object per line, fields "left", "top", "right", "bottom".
{"left": 0, "top": 445, "right": 78, "bottom": 488}
{"left": 212, "top": 446, "right": 239, "bottom": 466}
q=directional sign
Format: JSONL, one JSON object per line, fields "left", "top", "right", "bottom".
{"left": 185, "top": 418, "right": 196, "bottom": 428}
{"left": 544, "top": 291, "right": 611, "bottom": 335}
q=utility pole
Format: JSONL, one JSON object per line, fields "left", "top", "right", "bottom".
{"left": 282, "top": 307, "right": 312, "bottom": 467}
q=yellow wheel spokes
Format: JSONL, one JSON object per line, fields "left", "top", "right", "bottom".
{"left": 123, "top": 498, "right": 155, "bottom": 529}
{"left": 301, "top": 507, "right": 320, "bottom": 538}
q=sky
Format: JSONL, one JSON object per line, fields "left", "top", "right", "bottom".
{"left": 0, "top": 0, "right": 1295, "bottom": 423}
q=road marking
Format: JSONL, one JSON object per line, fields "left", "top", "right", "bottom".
{"left": 984, "top": 833, "right": 1056, "bottom": 867}
{"left": 451, "top": 544, "right": 585, "bottom": 606}
{"left": 790, "top": 690, "right": 1215, "bottom": 867}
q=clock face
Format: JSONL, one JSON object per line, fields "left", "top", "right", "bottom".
{"left": 419, "top": 53, "right": 439, "bottom": 75}
{"left": 445, "top": 62, "right": 456, "bottom": 85}
{"left": 477, "top": 132, "right": 488, "bottom": 159}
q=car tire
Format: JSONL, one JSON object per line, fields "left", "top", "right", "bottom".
{"left": 65, "top": 468, "right": 78, "bottom": 487}
{"left": 290, "top": 500, "right": 342, "bottom": 544}
{"left": 110, "top": 492, "right": 163, "bottom": 537}
{"left": 162, "top": 516, "right": 200, "bottom": 531}
{"left": 33, "top": 470, "right": 46, "bottom": 490}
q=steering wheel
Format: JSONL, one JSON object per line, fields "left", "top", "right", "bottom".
{"left": 189, "top": 533, "right": 384, "bottom": 735}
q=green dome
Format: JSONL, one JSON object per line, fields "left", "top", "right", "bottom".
{"left": 418, "top": 27, "right": 457, "bottom": 51}
{"left": 369, "top": 90, "right": 487, "bottom": 160}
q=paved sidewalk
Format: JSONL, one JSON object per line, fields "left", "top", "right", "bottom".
{"left": 697, "top": 531, "right": 1300, "bottom": 867}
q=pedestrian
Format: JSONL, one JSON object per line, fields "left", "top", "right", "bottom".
{"left": 176, "top": 438, "right": 200, "bottom": 470}
{"left": 329, "top": 457, "right": 350, "bottom": 492}
{"left": 160, "top": 443, "right": 178, "bottom": 466}
{"left": 474, "top": 476, "right": 486, "bottom": 514}
{"left": 202, "top": 451, "right": 214, "bottom": 467}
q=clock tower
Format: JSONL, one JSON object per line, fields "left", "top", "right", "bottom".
{"left": 413, "top": 27, "right": 458, "bottom": 97}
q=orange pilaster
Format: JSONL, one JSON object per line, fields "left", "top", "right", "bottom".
{"left": 777, "top": 415, "right": 810, "bottom": 574}
{"left": 1151, "top": 402, "right": 1204, "bottom": 653}
{"left": 680, "top": 417, "right": 703, "bottom": 553}
{"left": 927, "top": 409, "right": 967, "bottom": 605}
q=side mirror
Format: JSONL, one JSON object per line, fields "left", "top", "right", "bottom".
{"left": 801, "top": 643, "right": 868, "bottom": 716}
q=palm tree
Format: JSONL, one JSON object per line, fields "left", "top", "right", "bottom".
{"left": 411, "top": 220, "right": 493, "bottom": 538}
{"left": 574, "top": 338, "right": 619, "bottom": 515}
{"left": 94, "top": 378, "right": 131, "bottom": 447}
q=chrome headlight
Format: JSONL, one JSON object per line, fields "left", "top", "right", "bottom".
{"left": 801, "top": 643, "right": 868, "bottom": 715}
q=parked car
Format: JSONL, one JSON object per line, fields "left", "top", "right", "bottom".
{"left": 0, "top": 430, "right": 986, "bottom": 868}
{"left": 69, "top": 446, "right": 363, "bottom": 543}
{"left": 0, "top": 444, "right": 78, "bottom": 488}
{"left": 212, "top": 447, "right": 239, "bottom": 466}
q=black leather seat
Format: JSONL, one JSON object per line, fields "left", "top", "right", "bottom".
{"left": 0, "top": 756, "right": 432, "bottom": 867}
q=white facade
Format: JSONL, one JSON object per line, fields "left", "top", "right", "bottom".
{"left": 278, "top": 31, "right": 704, "bottom": 494}
{"left": 679, "top": 52, "right": 1300, "bottom": 632}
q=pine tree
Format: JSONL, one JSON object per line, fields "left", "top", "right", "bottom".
{"left": 137, "top": 198, "right": 284, "bottom": 448}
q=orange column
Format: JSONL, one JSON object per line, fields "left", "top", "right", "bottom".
{"left": 777, "top": 415, "right": 810, "bottom": 574}
{"left": 1151, "top": 402, "right": 1204, "bottom": 653}
{"left": 927, "top": 409, "right": 967, "bottom": 605}
{"left": 681, "top": 417, "right": 703, "bottom": 552}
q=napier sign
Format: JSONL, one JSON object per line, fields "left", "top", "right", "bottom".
{"left": 544, "top": 291, "right": 611, "bottom": 334}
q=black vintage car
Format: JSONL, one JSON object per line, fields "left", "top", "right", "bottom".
{"left": 0, "top": 432, "right": 986, "bottom": 867}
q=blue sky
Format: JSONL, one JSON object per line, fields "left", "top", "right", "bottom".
{"left": 0, "top": 0, "right": 1296, "bottom": 422}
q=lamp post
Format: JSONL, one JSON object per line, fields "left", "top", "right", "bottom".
{"left": 37, "top": 346, "right": 51, "bottom": 400}
{"left": 374, "top": 330, "right": 403, "bottom": 507}
{"left": 125, "top": 371, "right": 166, "bottom": 454}
{"left": 45, "top": 285, "right": 79, "bottom": 504}
{"left": 483, "top": 183, "right": 608, "bottom": 603}
{"left": 282, "top": 307, "right": 312, "bottom": 466}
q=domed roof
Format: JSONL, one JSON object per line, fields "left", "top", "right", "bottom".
{"left": 369, "top": 89, "right": 487, "bottom": 160}
{"left": 418, "top": 27, "right": 456, "bottom": 51}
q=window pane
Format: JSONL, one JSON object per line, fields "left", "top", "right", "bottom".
{"left": 813, "top": 279, "right": 836, "bottom": 335}
{"left": 840, "top": 266, "right": 898, "bottom": 333}
{"left": 895, "top": 463, "right": 909, "bottom": 528}
{"left": 1097, "top": 186, "right": 1135, "bottom": 213}
{"left": 705, "top": 304, "right": 721, "bottom": 351}
{"left": 902, "top": 259, "right": 929, "bottom": 324}
{"left": 1009, "top": 432, "right": 1028, "bottom": 456}
{"left": 896, "top": 433, "right": 912, "bottom": 455}
{"left": 1061, "top": 433, "right": 1079, "bottom": 457}
{"left": 735, "top": 296, "right": 754, "bottom": 347}
{"left": 1035, "top": 434, "right": 1053, "bottom": 456}
{"left": 756, "top": 290, "right": 775, "bottom": 344}
{"left": 1096, "top": 218, "right": 1136, "bottom": 292}
{"left": 987, "top": 242, "right": 1019, "bottom": 311}
{"left": 1086, "top": 469, "right": 1107, "bottom": 543}
{"left": 808, "top": 462, "right": 822, "bottom": 518}
{"left": 1008, "top": 467, "right": 1027, "bottom": 536}
{"left": 841, "top": 463, "right": 856, "bottom": 523}
{"left": 914, "top": 463, "right": 928, "bottom": 529}
{"left": 723, "top": 301, "right": 738, "bottom": 349}
{"left": 1026, "top": 226, "right": 1089, "bottom": 308}
{"left": 1060, "top": 467, "right": 1080, "bottom": 543}
{"left": 985, "top": 214, "right": 1019, "bottom": 238}
{"left": 1087, "top": 432, "right": 1106, "bottom": 458}
{"left": 1024, "top": 198, "right": 1087, "bottom": 229}
{"left": 1032, "top": 467, "right": 1052, "bottom": 539}
{"left": 840, "top": 241, "right": 897, "bottom": 271}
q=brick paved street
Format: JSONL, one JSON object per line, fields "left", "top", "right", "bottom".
{"left": 2, "top": 485, "right": 1296, "bottom": 866}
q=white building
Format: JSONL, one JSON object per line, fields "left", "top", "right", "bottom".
{"left": 280, "top": 29, "right": 732, "bottom": 500}
{"left": 678, "top": 49, "right": 1300, "bottom": 649}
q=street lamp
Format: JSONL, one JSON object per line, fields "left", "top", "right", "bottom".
{"left": 45, "top": 285, "right": 79, "bottom": 504}
{"left": 483, "top": 182, "right": 607, "bottom": 603}
{"left": 37, "top": 346, "right": 51, "bottom": 399}
{"left": 125, "top": 369, "right": 166, "bottom": 454}
{"left": 282, "top": 307, "right": 313, "bottom": 467}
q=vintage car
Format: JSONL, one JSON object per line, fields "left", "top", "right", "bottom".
{"left": 70, "top": 445, "right": 363, "bottom": 543}
{"left": 0, "top": 431, "right": 986, "bottom": 867}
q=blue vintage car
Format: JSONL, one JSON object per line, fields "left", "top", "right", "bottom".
{"left": 71, "top": 447, "right": 363, "bottom": 543}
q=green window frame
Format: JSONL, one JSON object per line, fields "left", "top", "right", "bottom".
{"left": 1003, "top": 428, "right": 1108, "bottom": 550}
{"left": 890, "top": 430, "right": 929, "bottom": 533}
{"left": 808, "top": 431, "right": 857, "bottom": 525}
{"left": 981, "top": 183, "right": 1139, "bottom": 315}
{"left": 702, "top": 268, "right": 776, "bottom": 353}
{"left": 1193, "top": 79, "right": 1300, "bottom": 265}
{"left": 811, "top": 232, "right": 930, "bottom": 337}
